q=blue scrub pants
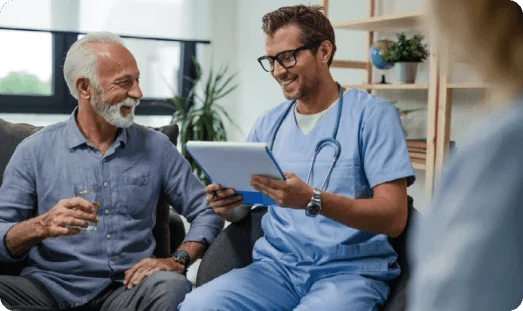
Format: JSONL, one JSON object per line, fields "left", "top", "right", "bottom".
{"left": 178, "top": 259, "right": 389, "bottom": 311}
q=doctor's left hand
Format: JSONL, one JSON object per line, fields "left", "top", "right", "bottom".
{"left": 250, "top": 172, "right": 313, "bottom": 209}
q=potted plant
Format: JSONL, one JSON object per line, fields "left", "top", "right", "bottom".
{"left": 382, "top": 33, "right": 429, "bottom": 84}
{"left": 170, "top": 59, "right": 240, "bottom": 184}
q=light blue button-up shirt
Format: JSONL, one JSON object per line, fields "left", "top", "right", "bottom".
{"left": 409, "top": 95, "right": 523, "bottom": 311}
{"left": 0, "top": 112, "right": 223, "bottom": 309}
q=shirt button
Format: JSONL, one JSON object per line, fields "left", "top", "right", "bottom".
{"left": 106, "top": 234, "right": 111, "bottom": 239}
{"left": 103, "top": 182, "right": 109, "bottom": 187}
{"left": 83, "top": 299, "right": 87, "bottom": 303}
{"left": 75, "top": 303, "right": 80, "bottom": 306}
{"left": 105, "top": 209, "right": 110, "bottom": 215}
{"left": 109, "top": 261, "right": 114, "bottom": 265}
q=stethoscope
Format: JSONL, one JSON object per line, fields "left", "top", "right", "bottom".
{"left": 269, "top": 82, "right": 343, "bottom": 191}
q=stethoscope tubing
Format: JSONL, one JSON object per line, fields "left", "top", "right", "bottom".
{"left": 269, "top": 83, "right": 344, "bottom": 191}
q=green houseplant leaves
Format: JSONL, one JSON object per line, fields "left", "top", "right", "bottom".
{"left": 382, "top": 33, "right": 429, "bottom": 63}
{"left": 171, "top": 58, "right": 239, "bottom": 184}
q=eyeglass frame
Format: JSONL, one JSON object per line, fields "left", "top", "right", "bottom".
{"left": 257, "top": 41, "right": 322, "bottom": 72}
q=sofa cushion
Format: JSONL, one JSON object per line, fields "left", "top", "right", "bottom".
{"left": 0, "top": 119, "right": 41, "bottom": 186}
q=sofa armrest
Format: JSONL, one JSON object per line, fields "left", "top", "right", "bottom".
{"left": 195, "top": 207, "right": 267, "bottom": 287}
{"left": 169, "top": 208, "right": 186, "bottom": 253}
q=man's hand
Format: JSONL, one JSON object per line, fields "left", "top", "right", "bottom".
{"left": 250, "top": 172, "right": 313, "bottom": 209}
{"left": 5, "top": 197, "right": 99, "bottom": 257}
{"left": 206, "top": 183, "right": 243, "bottom": 218}
{"left": 124, "top": 258, "right": 184, "bottom": 289}
{"left": 38, "top": 197, "right": 98, "bottom": 238}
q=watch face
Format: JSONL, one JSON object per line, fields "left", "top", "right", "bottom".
{"left": 306, "top": 201, "right": 321, "bottom": 217}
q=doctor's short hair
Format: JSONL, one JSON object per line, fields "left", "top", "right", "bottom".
{"left": 429, "top": 0, "right": 523, "bottom": 101}
{"left": 63, "top": 32, "right": 125, "bottom": 99}
{"left": 262, "top": 5, "right": 336, "bottom": 66}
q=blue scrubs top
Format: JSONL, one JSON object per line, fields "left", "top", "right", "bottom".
{"left": 247, "top": 89, "right": 415, "bottom": 280}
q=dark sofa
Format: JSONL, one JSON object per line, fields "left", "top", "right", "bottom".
{"left": 0, "top": 118, "right": 187, "bottom": 276}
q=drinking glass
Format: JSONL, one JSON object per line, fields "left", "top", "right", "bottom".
{"left": 72, "top": 183, "right": 100, "bottom": 231}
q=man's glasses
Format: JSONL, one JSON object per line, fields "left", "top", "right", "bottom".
{"left": 257, "top": 41, "right": 321, "bottom": 72}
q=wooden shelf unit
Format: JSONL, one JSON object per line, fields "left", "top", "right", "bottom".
{"left": 332, "top": 12, "right": 425, "bottom": 31}
{"left": 323, "top": 0, "right": 438, "bottom": 197}
{"left": 447, "top": 82, "right": 493, "bottom": 89}
{"left": 411, "top": 161, "right": 426, "bottom": 171}
{"left": 343, "top": 84, "right": 429, "bottom": 90}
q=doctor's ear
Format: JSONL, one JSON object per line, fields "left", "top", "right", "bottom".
{"left": 317, "top": 41, "right": 333, "bottom": 65}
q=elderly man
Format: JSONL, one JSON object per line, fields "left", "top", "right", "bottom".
{"left": 0, "top": 32, "right": 223, "bottom": 310}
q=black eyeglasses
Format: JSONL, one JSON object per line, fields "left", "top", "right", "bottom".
{"left": 257, "top": 41, "right": 321, "bottom": 72}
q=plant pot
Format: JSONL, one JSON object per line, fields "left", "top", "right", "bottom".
{"left": 395, "top": 62, "right": 419, "bottom": 84}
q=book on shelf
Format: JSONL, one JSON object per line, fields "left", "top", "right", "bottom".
{"left": 409, "top": 151, "right": 426, "bottom": 160}
{"left": 406, "top": 138, "right": 456, "bottom": 151}
{"left": 408, "top": 146, "right": 427, "bottom": 153}
{"left": 410, "top": 157, "right": 425, "bottom": 164}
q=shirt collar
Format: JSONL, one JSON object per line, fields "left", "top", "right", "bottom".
{"left": 67, "top": 108, "right": 128, "bottom": 150}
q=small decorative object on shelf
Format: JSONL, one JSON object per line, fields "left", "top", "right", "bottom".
{"left": 369, "top": 39, "right": 394, "bottom": 84}
{"left": 382, "top": 33, "right": 429, "bottom": 84}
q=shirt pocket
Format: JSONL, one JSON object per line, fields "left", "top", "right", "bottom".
{"left": 120, "top": 173, "right": 154, "bottom": 217}
{"left": 322, "top": 159, "right": 371, "bottom": 198}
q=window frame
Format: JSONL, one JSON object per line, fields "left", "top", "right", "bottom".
{"left": 0, "top": 27, "right": 209, "bottom": 115}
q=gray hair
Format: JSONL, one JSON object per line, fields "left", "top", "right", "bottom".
{"left": 63, "top": 32, "right": 124, "bottom": 99}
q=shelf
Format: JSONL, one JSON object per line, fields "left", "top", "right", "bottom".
{"left": 332, "top": 11, "right": 425, "bottom": 31}
{"left": 411, "top": 161, "right": 426, "bottom": 171}
{"left": 447, "top": 82, "right": 493, "bottom": 89}
{"left": 343, "top": 83, "right": 429, "bottom": 90}
{"left": 331, "top": 60, "right": 368, "bottom": 70}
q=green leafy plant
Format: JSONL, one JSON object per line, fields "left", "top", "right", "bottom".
{"left": 170, "top": 59, "right": 239, "bottom": 184}
{"left": 382, "top": 33, "right": 429, "bottom": 63}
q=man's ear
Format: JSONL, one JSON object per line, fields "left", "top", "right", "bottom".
{"left": 318, "top": 41, "right": 333, "bottom": 65}
{"left": 76, "top": 77, "right": 92, "bottom": 99}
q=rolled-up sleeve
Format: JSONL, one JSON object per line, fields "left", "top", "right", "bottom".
{"left": 0, "top": 144, "right": 37, "bottom": 262}
{"left": 161, "top": 140, "right": 223, "bottom": 245}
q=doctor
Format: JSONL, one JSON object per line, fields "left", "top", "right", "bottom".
{"left": 179, "top": 4, "right": 415, "bottom": 311}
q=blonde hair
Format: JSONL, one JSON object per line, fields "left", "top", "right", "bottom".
{"left": 429, "top": 0, "right": 523, "bottom": 101}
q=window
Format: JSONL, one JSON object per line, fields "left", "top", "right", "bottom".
{"left": 119, "top": 38, "right": 181, "bottom": 99}
{"left": 0, "top": 30, "right": 53, "bottom": 96}
{"left": 0, "top": 28, "right": 208, "bottom": 115}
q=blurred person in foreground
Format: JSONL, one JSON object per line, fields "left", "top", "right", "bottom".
{"left": 0, "top": 32, "right": 223, "bottom": 310}
{"left": 409, "top": 1, "right": 523, "bottom": 310}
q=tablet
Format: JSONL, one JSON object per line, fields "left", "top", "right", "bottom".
{"left": 184, "top": 141, "right": 285, "bottom": 206}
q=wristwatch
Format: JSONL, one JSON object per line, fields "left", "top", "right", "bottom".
{"left": 306, "top": 188, "right": 322, "bottom": 217}
{"left": 172, "top": 249, "right": 191, "bottom": 274}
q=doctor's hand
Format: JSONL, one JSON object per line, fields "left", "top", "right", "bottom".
{"left": 250, "top": 172, "right": 313, "bottom": 209}
{"left": 206, "top": 184, "right": 243, "bottom": 218}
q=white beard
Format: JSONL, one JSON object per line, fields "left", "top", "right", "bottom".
{"left": 91, "top": 91, "right": 140, "bottom": 128}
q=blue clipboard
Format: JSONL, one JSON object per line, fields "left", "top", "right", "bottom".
{"left": 184, "top": 141, "right": 286, "bottom": 206}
